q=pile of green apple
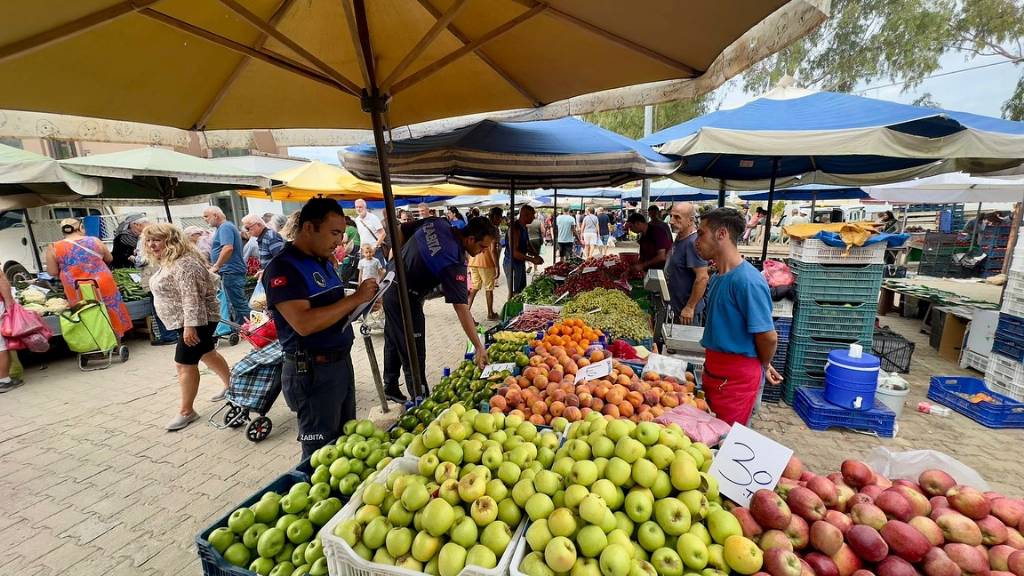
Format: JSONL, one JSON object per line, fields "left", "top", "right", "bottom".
{"left": 207, "top": 479, "right": 341, "bottom": 576}
{"left": 330, "top": 404, "right": 563, "bottom": 576}
{"left": 308, "top": 419, "right": 415, "bottom": 498}
{"left": 517, "top": 414, "right": 766, "bottom": 576}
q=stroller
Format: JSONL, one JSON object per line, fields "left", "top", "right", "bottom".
{"left": 59, "top": 280, "right": 130, "bottom": 371}
{"left": 359, "top": 299, "right": 386, "bottom": 335}
{"left": 209, "top": 316, "right": 284, "bottom": 442}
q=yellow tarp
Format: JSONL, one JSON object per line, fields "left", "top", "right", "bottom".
{"left": 783, "top": 222, "right": 882, "bottom": 247}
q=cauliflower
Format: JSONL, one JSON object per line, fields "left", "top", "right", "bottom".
{"left": 22, "top": 303, "right": 46, "bottom": 315}
{"left": 19, "top": 290, "right": 46, "bottom": 305}
{"left": 44, "top": 297, "right": 69, "bottom": 314}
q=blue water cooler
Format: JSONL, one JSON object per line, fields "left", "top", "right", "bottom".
{"left": 824, "top": 344, "right": 881, "bottom": 410}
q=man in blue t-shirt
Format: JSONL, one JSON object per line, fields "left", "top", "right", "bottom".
{"left": 666, "top": 203, "right": 709, "bottom": 325}
{"left": 555, "top": 209, "right": 578, "bottom": 261}
{"left": 382, "top": 216, "right": 500, "bottom": 403}
{"left": 695, "top": 207, "right": 781, "bottom": 426}
{"left": 203, "top": 207, "right": 251, "bottom": 334}
{"left": 263, "top": 199, "right": 379, "bottom": 457}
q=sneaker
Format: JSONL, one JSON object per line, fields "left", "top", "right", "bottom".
{"left": 385, "top": 390, "right": 408, "bottom": 405}
{"left": 0, "top": 378, "right": 23, "bottom": 393}
{"left": 166, "top": 411, "right": 200, "bottom": 431}
{"left": 210, "top": 389, "right": 227, "bottom": 402}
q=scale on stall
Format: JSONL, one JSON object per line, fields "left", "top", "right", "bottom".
{"left": 644, "top": 270, "right": 706, "bottom": 382}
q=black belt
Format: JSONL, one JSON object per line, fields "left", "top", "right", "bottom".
{"left": 284, "top": 350, "right": 347, "bottom": 364}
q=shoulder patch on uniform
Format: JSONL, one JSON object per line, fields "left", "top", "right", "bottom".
{"left": 270, "top": 276, "right": 287, "bottom": 288}
{"left": 456, "top": 274, "right": 466, "bottom": 282}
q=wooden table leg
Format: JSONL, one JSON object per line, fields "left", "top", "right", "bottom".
{"left": 878, "top": 287, "right": 896, "bottom": 316}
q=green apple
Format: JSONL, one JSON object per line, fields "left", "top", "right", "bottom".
{"left": 257, "top": 526, "right": 286, "bottom": 559}
{"left": 670, "top": 453, "right": 700, "bottom": 492}
{"left": 631, "top": 458, "right": 658, "bottom": 489}
{"left": 676, "top": 533, "right": 709, "bottom": 570}
{"left": 591, "top": 436, "right": 616, "bottom": 459}
{"left": 634, "top": 422, "right": 661, "bottom": 446}
{"left": 396, "top": 554, "right": 424, "bottom": 571}
{"left": 387, "top": 502, "right": 413, "bottom": 527}
{"left": 329, "top": 457, "right": 350, "bottom": 478}
{"left": 497, "top": 497, "right": 522, "bottom": 527}
{"left": 275, "top": 543, "right": 295, "bottom": 565}
{"left": 401, "top": 482, "right": 430, "bottom": 511}
{"left": 600, "top": 544, "right": 632, "bottom": 576}
{"left": 362, "top": 516, "right": 389, "bottom": 549}
{"left": 513, "top": 478, "right": 537, "bottom": 507}
{"left": 362, "top": 482, "right": 387, "bottom": 507}
{"left": 679, "top": 490, "right": 709, "bottom": 521}
{"left": 311, "top": 464, "right": 330, "bottom": 485}
{"left": 486, "top": 478, "right": 508, "bottom": 502}
{"left": 564, "top": 484, "right": 589, "bottom": 509}
{"left": 533, "top": 470, "right": 561, "bottom": 496}
{"left": 722, "top": 535, "right": 762, "bottom": 575}
{"left": 280, "top": 492, "right": 308, "bottom": 515}
{"left": 462, "top": 439, "right": 484, "bottom": 464}
{"left": 450, "top": 515, "right": 479, "bottom": 548}
{"left": 479, "top": 520, "right": 512, "bottom": 555}
{"left": 208, "top": 527, "right": 235, "bottom": 554}
{"left": 423, "top": 424, "right": 445, "bottom": 449}
{"left": 526, "top": 518, "right": 553, "bottom": 552}
{"left": 654, "top": 498, "right": 692, "bottom": 536}
{"left": 651, "top": 548, "right": 684, "bottom": 576}
{"left": 688, "top": 522, "right": 711, "bottom": 547}
{"left": 545, "top": 536, "right": 578, "bottom": 573}
{"left": 270, "top": 560, "right": 295, "bottom": 576}
{"left": 308, "top": 482, "right": 331, "bottom": 504}
{"left": 706, "top": 509, "right": 741, "bottom": 545}
{"left": 526, "top": 492, "right": 555, "bottom": 521}
{"left": 439, "top": 542, "right": 468, "bottom": 576}
{"left": 579, "top": 494, "right": 609, "bottom": 525}
{"left": 292, "top": 563, "right": 312, "bottom": 576}
{"left": 624, "top": 490, "right": 653, "bottom": 523}
{"left": 497, "top": 461, "right": 521, "bottom": 485}
{"left": 352, "top": 542, "right": 372, "bottom": 561}
{"left": 467, "top": 544, "right": 497, "bottom": 569}
{"left": 304, "top": 537, "right": 324, "bottom": 565}
{"left": 606, "top": 419, "right": 631, "bottom": 442}
{"left": 591, "top": 480, "right": 623, "bottom": 510}
{"left": 253, "top": 497, "right": 281, "bottom": 525}
{"left": 577, "top": 524, "right": 609, "bottom": 558}
{"left": 614, "top": 437, "right": 645, "bottom": 464}
{"left": 706, "top": 544, "right": 727, "bottom": 572}
{"left": 333, "top": 518, "right": 362, "bottom": 547}
{"left": 548, "top": 507, "right": 577, "bottom": 538}
{"left": 309, "top": 556, "right": 328, "bottom": 576}
{"left": 646, "top": 444, "right": 675, "bottom": 470}
{"left": 605, "top": 458, "right": 633, "bottom": 487}
{"left": 614, "top": 511, "right": 635, "bottom": 535}
{"left": 223, "top": 542, "right": 251, "bottom": 568}
{"left": 520, "top": 551, "right": 554, "bottom": 576}
{"left": 567, "top": 439, "right": 592, "bottom": 461}
{"left": 286, "top": 518, "right": 313, "bottom": 545}
{"left": 250, "top": 556, "right": 275, "bottom": 575}
{"left": 412, "top": 531, "right": 442, "bottom": 563}
{"left": 386, "top": 526, "right": 414, "bottom": 558}
{"left": 570, "top": 461, "right": 599, "bottom": 487}
{"left": 307, "top": 498, "right": 339, "bottom": 528}
{"left": 243, "top": 523, "right": 269, "bottom": 549}
{"left": 651, "top": 472, "right": 673, "bottom": 500}
{"left": 291, "top": 542, "right": 308, "bottom": 565}
{"left": 228, "top": 507, "right": 256, "bottom": 534}
{"left": 422, "top": 497, "right": 455, "bottom": 536}
{"left": 458, "top": 472, "right": 487, "bottom": 502}
{"left": 684, "top": 445, "right": 705, "bottom": 470}
{"left": 471, "top": 495, "right": 498, "bottom": 526}
{"left": 630, "top": 559, "right": 658, "bottom": 576}
{"left": 637, "top": 521, "right": 665, "bottom": 552}
{"left": 289, "top": 482, "right": 311, "bottom": 496}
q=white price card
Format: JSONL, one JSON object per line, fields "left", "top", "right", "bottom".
{"left": 480, "top": 363, "right": 516, "bottom": 378}
{"left": 581, "top": 267, "right": 599, "bottom": 274}
{"left": 574, "top": 358, "right": 612, "bottom": 383}
{"left": 708, "top": 423, "right": 793, "bottom": 507}
{"left": 129, "top": 273, "right": 142, "bottom": 283}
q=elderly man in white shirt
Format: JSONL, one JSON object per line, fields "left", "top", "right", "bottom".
{"left": 353, "top": 198, "right": 388, "bottom": 264}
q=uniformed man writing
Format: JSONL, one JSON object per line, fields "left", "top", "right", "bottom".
{"left": 382, "top": 216, "right": 499, "bottom": 403}
{"left": 263, "top": 199, "right": 379, "bottom": 458}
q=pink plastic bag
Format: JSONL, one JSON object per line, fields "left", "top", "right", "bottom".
{"left": 655, "top": 403, "right": 731, "bottom": 446}
{"left": 1, "top": 303, "right": 52, "bottom": 352}
{"left": 762, "top": 259, "right": 795, "bottom": 288}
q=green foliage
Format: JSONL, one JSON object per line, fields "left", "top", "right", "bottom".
{"left": 741, "top": 0, "right": 1024, "bottom": 118}
{"left": 581, "top": 97, "right": 710, "bottom": 140}
{"left": 911, "top": 93, "right": 942, "bottom": 108}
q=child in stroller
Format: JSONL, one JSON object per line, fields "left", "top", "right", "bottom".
{"left": 357, "top": 244, "right": 385, "bottom": 334}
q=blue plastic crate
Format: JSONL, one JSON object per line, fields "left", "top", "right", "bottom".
{"left": 197, "top": 471, "right": 311, "bottom": 576}
{"left": 996, "top": 313, "right": 1024, "bottom": 339}
{"left": 992, "top": 338, "right": 1024, "bottom": 363}
{"left": 927, "top": 376, "right": 1024, "bottom": 429}
{"left": 793, "top": 386, "right": 896, "bottom": 437}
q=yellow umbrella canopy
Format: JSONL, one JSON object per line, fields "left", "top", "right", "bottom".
{"left": 0, "top": 1, "right": 825, "bottom": 131}
{"left": 236, "top": 160, "right": 487, "bottom": 200}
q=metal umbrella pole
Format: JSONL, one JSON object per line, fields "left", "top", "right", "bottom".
{"left": 22, "top": 208, "right": 43, "bottom": 272}
{"left": 353, "top": 0, "right": 425, "bottom": 398}
{"left": 761, "top": 157, "right": 779, "bottom": 262}
{"left": 552, "top": 187, "right": 558, "bottom": 262}
{"left": 718, "top": 180, "right": 726, "bottom": 208}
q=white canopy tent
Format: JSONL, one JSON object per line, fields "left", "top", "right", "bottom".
{"left": 864, "top": 173, "right": 1024, "bottom": 204}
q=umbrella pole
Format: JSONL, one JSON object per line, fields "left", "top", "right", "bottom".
{"left": 509, "top": 179, "right": 515, "bottom": 299}
{"left": 810, "top": 192, "right": 817, "bottom": 223}
{"left": 761, "top": 158, "right": 779, "bottom": 262}
{"left": 968, "top": 202, "right": 982, "bottom": 252}
{"left": 553, "top": 188, "right": 558, "bottom": 262}
{"left": 718, "top": 180, "right": 726, "bottom": 208}
{"left": 22, "top": 209, "right": 43, "bottom": 272}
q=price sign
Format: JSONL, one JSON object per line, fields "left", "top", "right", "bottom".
{"left": 708, "top": 423, "right": 792, "bottom": 507}
{"left": 581, "top": 267, "right": 599, "bottom": 274}
{"left": 481, "top": 363, "right": 516, "bottom": 378}
{"left": 129, "top": 273, "right": 142, "bottom": 283}
{"left": 574, "top": 358, "right": 612, "bottom": 383}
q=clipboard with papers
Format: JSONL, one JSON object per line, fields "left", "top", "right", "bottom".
{"left": 345, "top": 270, "right": 395, "bottom": 325}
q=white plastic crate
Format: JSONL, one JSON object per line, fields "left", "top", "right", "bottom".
{"left": 772, "top": 298, "right": 794, "bottom": 318}
{"left": 321, "top": 456, "right": 526, "bottom": 576}
{"left": 789, "top": 238, "right": 886, "bottom": 265}
{"left": 1002, "top": 272, "right": 1024, "bottom": 317}
{"left": 960, "top": 349, "right": 989, "bottom": 374}
{"left": 509, "top": 525, "right": 530, "bottom": 576}
{"left": 984, "top": 354, "right": 1024, "bottom": 402}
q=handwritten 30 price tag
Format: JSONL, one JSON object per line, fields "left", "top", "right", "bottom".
{"left": 708, "top": 423, "right": 793, "bottom": 507}
{"left": 480, "top": 363, "right": 516, "bottom": 378}
{"left": 574, "top": 358, "right": 612, "bottom": 383}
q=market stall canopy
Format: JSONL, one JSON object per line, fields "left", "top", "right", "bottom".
{"left": 864, "top": 173, "right": 1024, "bottom": 204}
{"left": 209, "top": 154, "right": 309, "bottom": 176}
{"left": 0, "top": 143, "right": 102, "bottom": 210}
{"left": 0, "top": 1, "right": 826, "bottom": 133}
{"left": 237, "top": 160, "right": 488, "bottom": 201}
{"left": 342, "top": 117, "right": 680, "bottom": 188}
{"left": 58, "top": 147, "right": 271, "bottom": 201}
{"left": 641, "top": 86, "right": 1024, "bottom": 189}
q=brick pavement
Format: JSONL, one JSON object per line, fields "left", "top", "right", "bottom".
{"left": 1, "top": 268, "right": 1022, "bottom": 574}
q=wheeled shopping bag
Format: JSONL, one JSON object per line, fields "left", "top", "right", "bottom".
{"left": 209, "top": 339, "right": 284, "bottom": 442}
{"left": 58, "top": 280, "right": 129, "bottom": 371}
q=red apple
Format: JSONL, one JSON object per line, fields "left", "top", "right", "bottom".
{"left": 788, "top": 486, "right": 827, "bottom": 522}
{"left": 930, "top": 496, "right": 950, "bottom": 510}
{"left": 876, "top": 490, "right": 915, "bottom": 522}
{"left": 922, "top": 547, "right": 961, "bottom": 576}
{"left": 851, "top": 493, "right": 875, "bottom": 507}
{"left": 831, "top": 544, "right": 864, "bottom": 576}
{"left": 893, "top": 480, "right": 924, "bottom": 494}
{"left": 978, "top": 515, "right": 1009, "bottom": 545}
{"left": 852, "top": 571, "right": 876, "bottom": 576}
{"left": 764, "top": 548, "right": 804, "bottom": 576}
{"left": 801, "top": 471, "right": 818, "bottom": 483}
{"left": 842, "top": 461, "right": 875, "bottom": 489}
{"left": 851, "top": 503, "right": 888, "bottom": 531}
{"left": 804, "top": 552, "right": 840, "bottom": 576}
{"left": 936, "top": 511, "right": 984, "bottom": 545}
{"left": 943, "top": 543, "right": 991, "bottom": 576}
{"left": 836, "top": 484, "right": 857, "bottom": 513}
{"left": 847, "top": 525, "right": 890, "bottom": 563}
{"left": 876, "top": 556, "right": 921, "bottom": 576}
{"left": 785, "top": 514, "right": 810, "bottom": 550}
{"left": 862, "top": 485, "right": 886, "bottom": 500}
{"left": 808, "top": 476, "right": 840, "bottom": 508}
{"left": 1008, "top": 550, "right": 1024, "bottom": 576}
{"left": 908, "top": 516, "right": 945, "bottom": 547}
{"left": 892, "top": 485, "right": 933, "bottom": 518}
{"left": 826, "top": 510, "right": 854, "bottom": 535}
{"left": 760, "top": 530, "right": 795, "bottom": 552}
{"left": 751, "top": 489, "right": 793, "bottom": 531}
{"left": 919, "top": 470, "right": 957, "bottom": 498}
{"left": 874, "top": 475, "right": 894, "bottom": 488}
{"left": 990, "top": 545, "right": 1017, "bottom": 572}
{"left": 1005, "top": 527, "right": 1024, "bottom": 550}
{"left": 733, "top": 506, "right": 765, "bottom": 540}
{"left": 777, "top": 478, "right": 801, "bottom": 499}
{"left": 992, "top": 500, "right": 1024, "bottom": 528}
{"left": 880, "top": 520, "right": 932, "bottom": 563}
{"left": 783, "top": 456, "right": 804, "bottom": 481}
{"left": 931, "top": 507, "right": 959, "bottom": 521}
{"left": 947, "top": 486, "right": 992, "bottom": 521}
{"left": 811, "top": 520, "right": 845, "bottom": 556}
{"left": 828, "top": 473, "right": 846, "bottom": 486}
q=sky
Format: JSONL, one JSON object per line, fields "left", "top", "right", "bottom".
{"left": 290, "top": 50, "right": 1020, "bottom": 162}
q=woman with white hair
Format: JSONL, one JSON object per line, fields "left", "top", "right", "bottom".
{"left": 111, "top": 213, "right": 150, "bottom": 268}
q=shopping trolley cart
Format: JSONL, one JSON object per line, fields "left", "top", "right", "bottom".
{"left": 209, "top": 338, "right": 284, "bottom": 442}
{"left": 58, "top": 279, "right": 130, "bottom": 371}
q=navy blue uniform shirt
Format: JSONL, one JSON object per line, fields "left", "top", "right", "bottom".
{"left": 395, "top": 217, "right": 469, "bottom": 304}
{"left": 264, "top": 243, "right": 354, "bottom": 353}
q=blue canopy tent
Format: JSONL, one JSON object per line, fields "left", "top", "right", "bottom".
{"left": 641, "top": 86, "right": 1024, "bottom": 259}
{"left": 343, "top": 117, "right": 680, "bottom": 262}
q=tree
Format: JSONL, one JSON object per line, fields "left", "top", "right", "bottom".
{"left": 742, "top": 0, "right": 1024, "bottom": 118}
{"left": 911, "top": 92, "right": 942, "bottom": 108}
{"left": 582, "top": 97, "right": 710, "bottom": 140}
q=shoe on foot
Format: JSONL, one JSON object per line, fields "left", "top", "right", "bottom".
{"left": 0, "top": 378, "right": 23, "bottom": 393}
{"left": 385, "top": 390, "right": 408, "bottom": 404}
{"left": 166, "top": 411, "right": 200, "bottom": 431}
{"left": 210, "top": 389, "right": 227, "bottom": 402}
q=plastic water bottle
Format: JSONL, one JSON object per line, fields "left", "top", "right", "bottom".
{"left": 442, "top": 367, "right": 451, "bottom": 377}
{"left": 917, "top": 401, "right": 951, "bottom": 416}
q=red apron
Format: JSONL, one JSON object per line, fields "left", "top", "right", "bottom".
{"left": 702, "top": 349, "right": 763, "bottom": 426}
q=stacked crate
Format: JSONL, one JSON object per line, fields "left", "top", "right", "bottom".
{"left": 763, "top": 315, "right": 792, "bottom": 404}
{"left": 976, "top": 223, "right": 1012, "bottom": 277}
{"left": 918, "top": 232, "right": 970, "bottom": 278}
{"left": 908, "top": 203, "right": 964, "bottom": 231}
{"left": 985, "top": 231, "right": 1024, "bottom": 401}
{"left": 783, "top": 239, "right": 884, "bottom": 403}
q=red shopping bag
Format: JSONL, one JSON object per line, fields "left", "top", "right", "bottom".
{"left": 1, "top": 303, "right": 52, "bottom": 352}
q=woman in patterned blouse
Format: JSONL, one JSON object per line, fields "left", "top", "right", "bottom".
{"left": 143, "top": 224, "right": 232, "bottom": 431}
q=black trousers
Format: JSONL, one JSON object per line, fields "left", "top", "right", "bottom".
{"left": 281, "top": 352, "right": 356, "bottom": 459}
{"left": 558, "top": 242, "right": 574, "bottom": 260}
{"left": 382, "top": 289, "right": 427, "bottom": 399}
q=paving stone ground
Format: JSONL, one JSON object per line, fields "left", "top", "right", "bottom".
{"left": 1, "top": 263, "right": 1022, "bottom": 574}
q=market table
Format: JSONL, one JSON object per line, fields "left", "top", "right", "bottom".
{"left": 40, "top": 297, "right": 154, "bottom": 337}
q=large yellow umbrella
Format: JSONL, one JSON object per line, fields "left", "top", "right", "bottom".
{"left": 0, "top": 0, "right": 828, "bottom": 395}
{"left": 237, "top": 160, "right": 488, "bottom": 200}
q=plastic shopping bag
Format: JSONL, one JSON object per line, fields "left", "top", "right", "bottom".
{"left": 249, "top": 281, "right": 267, "bottom": 311}
{"left": 655, "top": 404, "right": 731, "bottom": 446}
{"left": 762, "top": 259, "right": 795, "bottom": 287}
{"left": 1, "top": 303, "right": 52, "bottom": 352}
{"left": 864, "top": 447, "right": 990, "bottom": 491}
